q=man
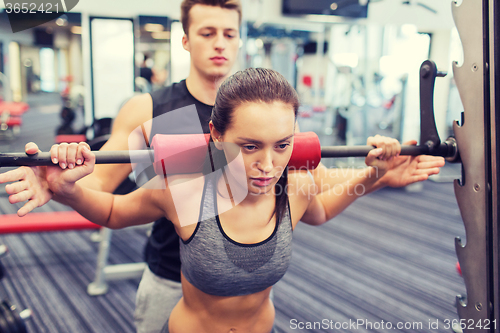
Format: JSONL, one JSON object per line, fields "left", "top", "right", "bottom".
{"left": 1, "top": 0, "right": 444, "bottom": 332}
{"left": 18, "top": 1, "right": 242, "bottom": 332}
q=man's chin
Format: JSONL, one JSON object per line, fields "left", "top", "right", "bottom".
{"left": 204, "top": 66, "right": 232, "bottom": 80}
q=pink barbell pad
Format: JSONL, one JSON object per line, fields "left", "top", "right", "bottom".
{"left": 151, "top": 132, "right": 321, "bottom": 175}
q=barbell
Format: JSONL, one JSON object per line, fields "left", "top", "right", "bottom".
{"left": 0, "top": 132, "right": 459, "bottom": 175}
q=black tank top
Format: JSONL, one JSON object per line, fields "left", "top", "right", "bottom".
{"left": 145, "top": 80, "right": 212, "bottom": 282}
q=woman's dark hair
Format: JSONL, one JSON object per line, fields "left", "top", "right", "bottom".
{"left": 210, "top": 68, "right": 300, "bottom": 224}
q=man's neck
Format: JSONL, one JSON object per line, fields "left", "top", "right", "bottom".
{"left": 185, "top": 70, "right": 226, "bottom": 106}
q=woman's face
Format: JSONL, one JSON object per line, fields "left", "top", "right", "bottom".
{"left": 211, "top": 101, "right": 296, "bottom": 196}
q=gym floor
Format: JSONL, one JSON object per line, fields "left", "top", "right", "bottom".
{"left": 0, "top": 93, "right": 465, "bottom": 332}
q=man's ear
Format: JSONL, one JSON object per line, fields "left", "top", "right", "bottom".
{"left": 182, "top": 34, "right": 190, "bottom": 52}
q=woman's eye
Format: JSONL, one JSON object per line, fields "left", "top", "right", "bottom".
{"left": 243, "top": 145, "right": 257, "bottom": 151}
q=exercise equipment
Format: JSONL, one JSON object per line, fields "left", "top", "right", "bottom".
{"left": 0, "top": 130, "right": 459, "bottom": 174}
{"left": 0, "top": 211, "right": 100, "bottom": 234}
{"left": 0, "top": 57, "right": 459, "bottom": 172}
{"left": 450, "top": 0, "right": 500, "bottom": 331}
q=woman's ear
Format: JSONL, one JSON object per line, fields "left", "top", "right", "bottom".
{"left": 209, "top": 122, "right": 223, "bottom": 150}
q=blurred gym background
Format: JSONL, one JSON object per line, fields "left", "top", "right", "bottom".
{"left": 0, "top": 1, "right": 466, "bottom": 332}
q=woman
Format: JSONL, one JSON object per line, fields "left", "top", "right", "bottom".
{"left": 1, "top": 68, "right": 443, "bottom": 333}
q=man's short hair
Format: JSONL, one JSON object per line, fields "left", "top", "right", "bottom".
{"left": 180, "top": 0, "right": 242, "bottom": 35}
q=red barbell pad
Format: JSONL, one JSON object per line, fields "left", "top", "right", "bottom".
{"left": 289, "top": 132, "right": 321, "bottom": 171}
{"left": 152, "top": 133, "right": 211, "bottom": 175}
{"left": 151, "top": 131, "right": 321, "bottom": 175}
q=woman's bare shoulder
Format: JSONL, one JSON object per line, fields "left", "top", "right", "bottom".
{"left": 287, "top": 170, "right": 315, "bottom": 195}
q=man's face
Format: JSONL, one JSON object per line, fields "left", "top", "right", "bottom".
{"left": 183, "top": 4, "right": 240, "bottom": 80}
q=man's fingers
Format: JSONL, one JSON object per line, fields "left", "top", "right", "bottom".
{"left": 18, "top": 200, "right": 39, "bottom": 217}
{"left": 8, "top": 189, "right": 33, "bottom": 204}
{"left": 409, "top": 174, "right": 429, "bottom": 183}
{"left": 418, "top": 161, "right": 445, "bottom": 169}
{"left": 414, "top": 167, "right": 441, "bottom": 175}
{"left": 5, "top": 180, "right": 28, "bottom": 195}
{"left": 0, "top": 168, "right": 28, "bottom": 184}
{"left": 417, "top": 155, "right": 445, "bottom": 161}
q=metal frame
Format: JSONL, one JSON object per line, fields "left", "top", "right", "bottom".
{"left": 87, "top": 227, "right": 147, "bottom": 296}
{"left": 452, "top": 0, "right": 498, "bottom": 331}
{"left": 488, "top": 0, "right": 499, "bottom": 328}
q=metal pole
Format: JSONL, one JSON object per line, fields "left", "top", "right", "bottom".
{"left": 0, "top": 139, "right": 460, "bottom": 168}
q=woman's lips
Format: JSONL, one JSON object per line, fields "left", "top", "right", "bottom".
{"left": 250, "top": 177, "right": 274, "bottom": 187}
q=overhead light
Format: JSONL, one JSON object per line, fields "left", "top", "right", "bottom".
{"left": 330, "top": 3, "right": 338, "bottom": 10}
{"left": 151, "top": 31, "right": 170, "bottom": 39}
{"left": 71, "top": 26, "right": 82, "bottom": 34}
{"left": 56, "top": 17, "right": 67, "bottom": 26}
{"left": 145, "top": 23, "right": 164, "bottom": 32}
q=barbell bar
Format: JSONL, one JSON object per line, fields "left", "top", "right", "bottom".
{"left": 0, "top": 132, "right": 459, "bottom": 174}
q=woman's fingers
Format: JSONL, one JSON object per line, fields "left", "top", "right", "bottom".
{"left": 76, "top": 142, "right": 91, "bottom": 166}
{"left": 50, "top": 144, "right": 59, "bottom": 165}
{"left": 65, "top": 143, "right": 79, "bottom": 169}
{"left": 50, "top": 142, "right": 91, "bottom": 169}
{"left": 25, "top": 142, "right": 40, "bottom": 155}
{"left": 365, "top": 147, "right": 384, "bottom": 167}
{"left": 366, "top": 135, "right": 401, "bottom": 161}
{"left": 57, "top": 143, "right": 69, "bottom": 169}
{"left": 81, "top": 145, "right": 95, "bottom": 168}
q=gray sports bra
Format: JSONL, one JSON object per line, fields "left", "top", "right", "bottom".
{"left": 179, "top": 174, "right": 293, "bottom": 297}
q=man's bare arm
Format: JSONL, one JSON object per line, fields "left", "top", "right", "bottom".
{"left": 77, "top": 93, "right": 154, "bottom": 193}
